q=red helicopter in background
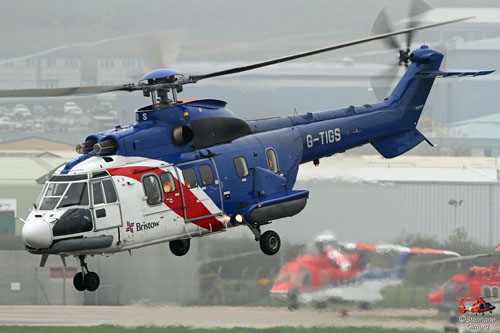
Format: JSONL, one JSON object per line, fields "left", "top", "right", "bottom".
{"left": 427, "top": 248, "right": 500, "bottom": 313}
{"left": 270, "top": 231, "right": 459, "bottom": 310}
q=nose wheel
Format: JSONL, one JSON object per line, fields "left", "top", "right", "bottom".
{"left": 73, "top": 255, "right": 100, "bottom": 292}
{"left": 169, "top": 238, "right": 190, "bottom": 256}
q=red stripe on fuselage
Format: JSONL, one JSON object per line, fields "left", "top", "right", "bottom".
{"left": 108, "top": 166, "right": 224, "bottom": 231}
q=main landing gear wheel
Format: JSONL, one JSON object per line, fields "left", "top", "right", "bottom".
{"left": 169, "top": 238, "right": 190, "bottom": 256}
{"left": 259, "top": 230, "right": 281, "bottom": 256}
{"left": 73, "top": 255, "right": 100, "bottom": 291}
{"left": 84, "top": 272, "right": 100, "bottom": 292}
{"left": 73, "top": 272, "right": 85, "bottom": 291}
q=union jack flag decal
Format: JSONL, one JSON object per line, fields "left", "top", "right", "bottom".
{"left": 126, "top": 221, "right": 135, "bottom": 233}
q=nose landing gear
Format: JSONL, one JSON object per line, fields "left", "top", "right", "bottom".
{"left": 73, "top": 255, "right": 100, "bottom": 292}
{"left": 169, "top": 238, "right": 191, "bottom": 256}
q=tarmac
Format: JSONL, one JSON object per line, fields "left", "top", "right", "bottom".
{"left": 0, "top": 305, "right": 451, "bottom": 330}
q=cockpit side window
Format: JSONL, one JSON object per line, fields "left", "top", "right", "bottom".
{"left": 102, "top": 179, "right": 117, "bottom": 203}
{"left": 92, "top": 182, "right": 105, "bottom": 205}
{"left": 36, "top": 183, "right": 48, "bottom": 209}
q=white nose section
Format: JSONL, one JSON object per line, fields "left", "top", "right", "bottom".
{"left": 22, "top": 221, "right": 52, "bottom": 249}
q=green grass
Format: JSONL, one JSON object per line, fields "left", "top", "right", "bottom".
{"left": 0, "top": 326, "right": 441, "bottom": 333}
{"left": 376, "top": 285, "right": 433, "bottom": 309}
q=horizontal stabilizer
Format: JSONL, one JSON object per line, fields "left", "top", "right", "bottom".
{"left": 371, "top": 129, "right": 427, "bottom": 158}
{"left": 418, "top": 69, "right": 495, "bottom": 78}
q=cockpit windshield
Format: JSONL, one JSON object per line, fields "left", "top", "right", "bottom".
{"left": 38, "top": 181, "right": 89, "bottom": 210}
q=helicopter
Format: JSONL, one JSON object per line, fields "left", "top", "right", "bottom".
{"left": 458, "top": 297, "right": 496, "bottom": 316}
{"left": 270, "top": 231, "right": 460, "bottom": 310}
{"left": 1, "top": 12, "right": 493, "bottom": 292}
{"left": 427, "top": 248, "right": 500, "bottom": 314}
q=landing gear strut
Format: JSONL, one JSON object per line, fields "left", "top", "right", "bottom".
{"left": 73, "top": 255, "right": 100, "bottom": 292}
{"left": 249, "top": 225, "right": 281, "bottom": 256}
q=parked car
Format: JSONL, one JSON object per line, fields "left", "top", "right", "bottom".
{"left": 13, "top": 104, "right": 32, "bottom": 117}
{"left": 63, "top": 101, "right": 83, "bottom": 115}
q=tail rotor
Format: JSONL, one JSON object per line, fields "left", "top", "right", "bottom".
{"left": 370, "top": 0, "right": 431, "bottom": 100}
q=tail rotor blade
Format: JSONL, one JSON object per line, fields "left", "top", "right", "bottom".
{"left": 372, "top": 8, "right": 401, "bottom": 50}
{"left": 406, "top": 0, "right": 431, "bottom": 49}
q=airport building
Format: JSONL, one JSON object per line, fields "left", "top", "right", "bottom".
{"left": 281, "top": 155, "right": 500, "bottom": 248}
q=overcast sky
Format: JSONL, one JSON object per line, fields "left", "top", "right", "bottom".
{"left": 1, "top": 0, "right": 500, "bottom": 55}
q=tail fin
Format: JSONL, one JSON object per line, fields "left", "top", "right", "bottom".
{"left": 394, "top": 251, "right": 412, "bottom": 268}
{"left": 386, "top": 45, "right": 443, "bottom": 127}
{"left": 458, "top": 299, "right": 467, "bottom": 314}
{"left": 392, "top": 252, "right": 413, "bottom": 279}
{"left": 372, "top": 45, "right": 493, "bottom": 159}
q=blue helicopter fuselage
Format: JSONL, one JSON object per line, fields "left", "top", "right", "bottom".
{"left": 24, "top": 46, "right": 491, "bottom": 256}
{"left": 62, "top": 46, "right": 451, "bottom": 223}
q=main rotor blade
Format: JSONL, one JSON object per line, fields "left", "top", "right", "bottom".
{"left": 406, "top": 0, "right": 431, "bottom": 49}
{"left": 371, "top": 8, "right": 400, "bottom": 50}
{"left": 423, "top": 253, "right": 497, "bottom": 266}
{"left": 0, "top": 84, "right": 136, "bottom": 98}
{"left": 190, "top": 16, "right": 473, "bottom": 82}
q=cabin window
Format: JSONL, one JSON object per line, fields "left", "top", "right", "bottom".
{"left": 199, "top": 164, "right": 214, "bottom": 186}
{"left": 234, "top": 156, "right": 249, "bottom": 178}
{"left": 493, "top": 287, "right": 499, "bottom": 298}
{"left": 102, "top": 179, "right": 117, "bottom": 203}
{"left": 92, "top": 182, "right": 105, "bottom": 205}
{"left": 160, "top": 172, "right": 176, "bottom": 193}
{"left": 483, "top": 286, "right": 492, "bottom": 298}
{"left": 142, "top": 174, "right": 162, "bottom": 205}
{"left": 182, "top": 168, "right": 198, "bottom": 189}
{"left": 59, "top": 182, "right": 89, "bottom": 208}
{"left": 266, "top": 148, "right": 279, "bottom": 174}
